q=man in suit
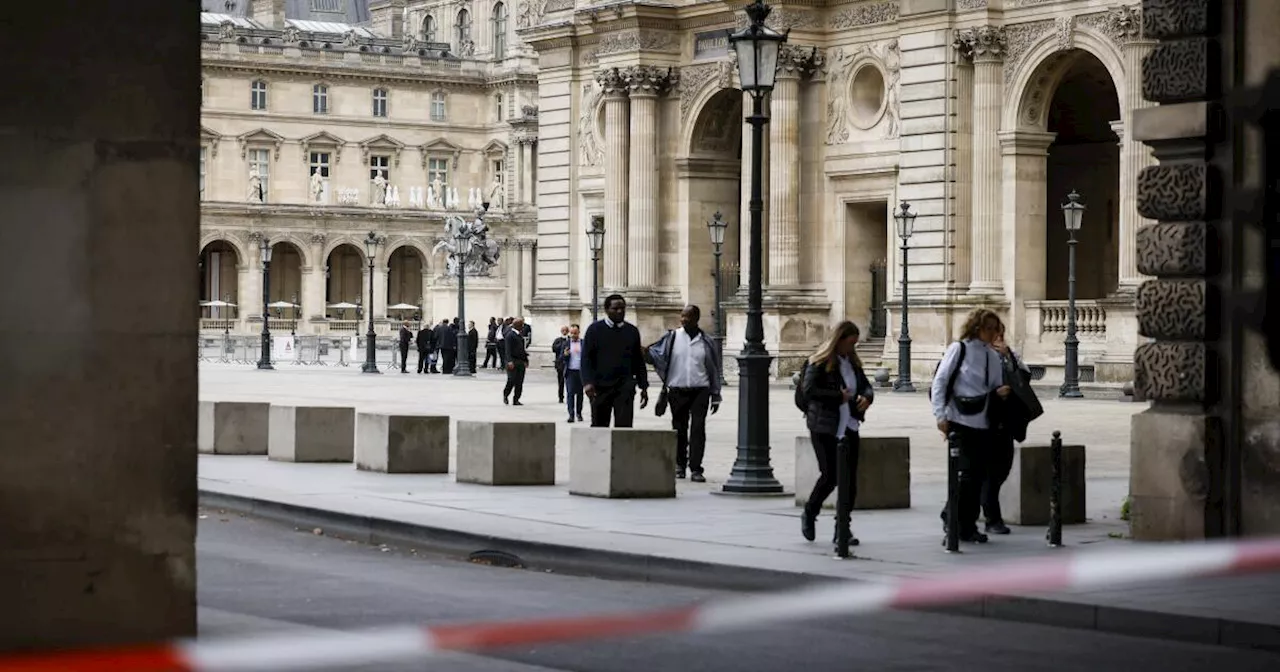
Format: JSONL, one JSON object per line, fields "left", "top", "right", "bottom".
{"left": 581, "top": 294, "right": 649, "bottom": 427}
{"left": 482, "top": 317, "right": 499, "bottom": 368}
{"left": 415, "top": 321, "right": 435, "bottom": 374}
{"left": 397, "top": 321, "right": 414, "bottom": 373}
{"left": 433, "top": 319, "right": 456, "bottom": 374}
{"left": 551, "top": 325, "right": 569, "bottom": 404}
{"left": 503, "top": 317, "right": 529, "bottom": 405}
{"left": 467, "top": 320, "right": 480, "bottom": 374}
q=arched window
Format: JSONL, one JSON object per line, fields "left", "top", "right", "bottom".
{"left": 421, "top": 15, "right": 435, "bottom": 42}
{"left": 455, "top": 9, "right": 471, "bottom": 53}
{"left": 491, "top": 2, "right": 507, "bottom": 60}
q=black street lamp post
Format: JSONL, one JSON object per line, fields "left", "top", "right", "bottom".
{"left": 587, "top": 215, "right": 605, "bottom": 321}
{"left": 257, "top": 238, "right": 274, "bottom": 370}
{"left": 707, "top": 210, "right": 729, "bottom": 388}
{"left": 361, "top": 231, "right": 382, "bottom": 374}
{"left": 452, "top": 203, "right": 490, "bottom": 378}
{"left": 893, "top": 201, "right": 917, "bottom": 392}
{"left": 1060, "top": 191, "right": 1085, "bottom": 398}
{"left": 723, "top": 0, "right": 786, "bottom": 495}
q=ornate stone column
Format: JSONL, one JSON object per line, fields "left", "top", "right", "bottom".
{"left": 951, "top": 36, "right": 976, "bottom": 290}
{"left": 521, "top": 241, "right": 536, "bottom": 316}
{"left": 521, "top": 138, "right": 538, "bottom": 207}
{"left": 305, "top": 233, "right": 327, "bottom": 321}
{"left": 957, "top": 26, "right": 1006, "bottom": 296}
{"left": 245, "top": 232, "right": 264, "bottom": 329}
{"left": 767, "top": 46, "right": 811, "bottom": 288}
{"left": 740, "top": 91, "right": 769, "bottom": 289}
{"left": 622, "top": 65, "right": 675, "bottom": 289}
{"left": 1112, "top": 5, "right": 1157, "bottom": 291}
{"left": 597, "top": 68, "right": 629, "bottom": 289}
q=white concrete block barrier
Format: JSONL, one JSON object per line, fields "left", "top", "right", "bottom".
{"left": 354, "top": 413, "right": 449, "bottom": 474}
{"left": 6, "top": 537, "right": 1279, "bottom": 671}
{"left": 197, "top": 401, "right": 270, "bottom": 455}
{"left": 455, "top": 421, "right": 555, "bottom": 486}
{"left": 569, "top": 428, "right": 677, "bottom": 499}
{"left": 267, "top": 405, "right": 356, "bottom": 463}
{"left": 794, "top": 435, "right": 911, "bottom": 510}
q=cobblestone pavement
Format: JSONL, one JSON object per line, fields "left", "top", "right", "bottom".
{"left": 199, "top": 362, "right": 1143, "bottom": 487}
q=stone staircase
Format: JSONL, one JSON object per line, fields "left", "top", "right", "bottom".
{"left": 856, "top": 337, "right": 886, "bottom": 369}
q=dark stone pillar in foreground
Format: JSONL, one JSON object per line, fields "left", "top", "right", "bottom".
{"left": 0, "top": 1, "right": 198, "bottom": 650}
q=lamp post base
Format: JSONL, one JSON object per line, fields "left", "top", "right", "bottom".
{"left": 1059, "top": 385, "right": 1084, "bottom": 399}
{"left": 256, "top": 361, "right": 274, "bottom": 370}
{"left": 893, "top": 336, "right": 915, "bottom": 392}
{"left": 721, "top": 350, "right": 784, "bottom": 495}
{"left": 361, "top": 362, "right": 381, "bottom": 374}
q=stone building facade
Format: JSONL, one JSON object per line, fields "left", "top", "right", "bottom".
{"left": 198, "top": 0, "right": 540, "bottom": 336}
{"left": 520, "top": 0, "right": 1156, "bottom": 381}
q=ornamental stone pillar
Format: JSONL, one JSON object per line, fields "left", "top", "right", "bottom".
{"left": 597, "top": 68, "right": 629, "bottom": 289}
{"left": 1112, "top": 5, "right": 1157, "bottom": 291}
{"left": 768, "top": 45, "right": 813, "bottom": 288}
{"left": 956, "top": 25, "right": 1006, "bottom": 297}
{"left": 305, "top": 233, "right": 327, "bottom": 321}
{"left": 622, "top": 65, "right": 676, "bottom": 289}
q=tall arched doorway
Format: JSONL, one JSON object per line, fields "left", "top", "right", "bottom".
{"left": 681, "top": 86, "right": 743, "bottom": 326}
{"left": 1043, "top": 52, "right": 1121, "bottom": 300}
{"left": 200, "top": 240, "right": 240, "bottom": 322}
{"left": 326, "top": 244, "right": 365, "bottom": 319}
{"left": 387, "top": 245, "right": 425, "bottom": 317}
{"left": 267, "top": 242, "right": 303, "bottom": 321}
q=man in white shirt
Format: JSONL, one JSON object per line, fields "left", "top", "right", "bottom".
{"left": 648, "top": 305, "right": 722, "bottom": 482}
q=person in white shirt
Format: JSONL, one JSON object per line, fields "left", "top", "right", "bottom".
{"left": 560, "top": 324, "right": 585, "bottom": 422}
{"left": 647, "top": 305, "right": 722, "bottom": 482}
{"left": 930, "top": 308, "right": 1012, "bottom": 545}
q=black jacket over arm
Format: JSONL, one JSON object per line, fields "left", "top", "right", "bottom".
{"left": 581, "top": 320, "right": 649, "bottom": 390}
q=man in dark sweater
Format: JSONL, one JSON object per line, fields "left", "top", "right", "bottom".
{"left": 581, "top": 294, "right": 649, "bottom": 427}
{"left": 503, "top": 317, "right": 529, "bottom": 405}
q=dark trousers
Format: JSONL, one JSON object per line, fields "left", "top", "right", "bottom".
{"left": 497, "top": 341, "right": 509, "bottom": 368}
{"left": 441, "top": 349, "right": 456, "bottom": 374}
{"left": 941, "top": 423, "right": 990, "bottom": 536}
{"left": 416, "top": 348, "right": 430, "bottom": 373}
{"left": 669, "top": 387, "right": 711, "bottom": 474}
{"left": 803, "top": 432, "right": 860, "bottom": 520}
{"left": 504, "top": 361, "right": 527, "bottom": 401}
{"left": 399, "top": 346, "right": 409, "bottom": 372}
{"left": 564, "top": 369, "right": 584, "bottom": 418}
{"left": 982, "top": 428, "right": 1016, "bottom": 524}
{"left": 469, "top": 347, "right": 479, "bottom": 373}
{"left": 482, "top": 344, "right": 497, "bottom": 368}
{"left": 555, "top": 363, "right": 566, "bottom": 402}
{"left": 590, "top": 383, "right": 635, "bottom": 428}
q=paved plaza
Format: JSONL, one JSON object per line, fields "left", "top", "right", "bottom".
{"left": 199, "top": 361, "right": 1142, "bottom": 488}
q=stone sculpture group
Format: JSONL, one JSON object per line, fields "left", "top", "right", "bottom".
{"left": 251, "top": 166, "right": 505, "bottom": 212}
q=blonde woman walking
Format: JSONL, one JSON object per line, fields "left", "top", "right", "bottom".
{"left": 798, "top": 321, "right": 875, "bottom": 549}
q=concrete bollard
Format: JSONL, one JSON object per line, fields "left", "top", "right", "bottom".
{"left": 355, "top": 413, "right": 449, "bottom": 474}
{"left": 569, "top": 428, "right": 677, "bottom": 499}
{"left": 268, "top": 405, "right": 356, "bottom": 463}
{"left": 999, "top": 442, "right": 1087, "bottom": 526}
{"left": 198, "top": 401, "right": 270, "bottom": 455}
{"left": 794, "top": 435, "right": 911, "bottom": 510}
{"left": 456, "top": 421, "right": 555, "bottom": 486}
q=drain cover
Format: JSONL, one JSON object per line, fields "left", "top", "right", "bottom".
{"left": 467, "top": 549, "right": 524, "bottom": 568}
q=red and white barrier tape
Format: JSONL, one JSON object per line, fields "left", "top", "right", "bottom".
{"left": 4, "top": 537, "right": 1280, "bottom": 672}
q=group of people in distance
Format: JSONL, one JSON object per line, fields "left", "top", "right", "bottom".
{"left": 395, "top": 316, "right": 531, "bottom": 377}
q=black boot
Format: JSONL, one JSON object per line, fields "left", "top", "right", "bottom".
{"left": 801, "top": 512, "right": 816, "bottom": 542}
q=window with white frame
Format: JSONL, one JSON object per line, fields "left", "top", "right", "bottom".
{"left": 492, "top": 3, "right": 507, "bottom": 60}
{"left": 372, "top": 88, "right": 388, "bottom": 118}
{"left": 369, "top": 155, "right": 390, "bottom": 182}
{"left": 422, "top": 15, "right": 436, "bottom": 42}
{"left": 249, "top": 148, "right": 271, "bottom": 201}
{"left": 492, "top": 159, "right": 504, "bottom": 181}
{"left": 251, "top": 80, "right": 268, "bottom": 110}
{"left": 313, "top": 83, "right": 329, "bottom": 114}
{"left": 495, "top": 94, "right": 504, "bottom": 121}
{"left": 309, "top": 151, "right": 331, "bottom": 179}
{"left": 430, "top": 92, "right": 447, "bottom": 121}
{"left": 454, "top": 9, "right": 471, "bottom": 52}
{"left": 200, "top": 147, "right": 207, "bottom": 200}
{"left": 311, "top": 0, "right": 343, "bottom": 11}
{"left": 427, "top": 157, "right": 449, "bottom": 186}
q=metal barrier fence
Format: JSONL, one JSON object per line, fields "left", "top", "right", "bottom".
{"left": 197, "top": 334, "right": 406, "bottom": 369}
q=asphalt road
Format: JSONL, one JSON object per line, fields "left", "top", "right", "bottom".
{"left": 198, "top": 511, "right": 1280, "bottom": 672}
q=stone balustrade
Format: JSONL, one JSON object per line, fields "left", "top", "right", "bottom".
{"left": 1026, "top": 300, "right": 1108, "bottom": 337}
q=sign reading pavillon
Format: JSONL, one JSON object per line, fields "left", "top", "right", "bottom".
{"left": 694, "top": 29, "right": 731, "bottom": 58}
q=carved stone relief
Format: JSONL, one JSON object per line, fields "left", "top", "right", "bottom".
{"left": 1134, "top": 342, "right": 1206, "bottom": 402}
{"left": 690, "top": 92, "right": 741, "bottom": 155}
{"left": 1003, "top": 21, "right": 1054, "bottom": 87}
{"left": 1136, "top": 221, "right": 1207, "bottom": 276}
{"left": 587, "top": 29, "right": 676, "bottom": 63}
{"left": 678, "top": 60, "right": 734, "bottom": 123}
{"left": 1055, "top": 16, "right": 1076, "bottom": 52}
{"left": 1143, "top": 38, "right": 1208, "bottom": 103}
{"left": 957, "top": 0, "right": 988, "bottom": 9}
{"left": 825, "top": 39, "right": 900, "bottom": 145}
{"left": 1137, "top": 279, "right": 1207, "bottom": 341}
{"left": 828, "top": 2, "right": 899, "bottom": 30}
{"left": 1136, "top": 164, "right": 1206, "bottom": 221}
{"left": 622, "top": 65, "right": 678, "bottom": 97}
{"left": 733, "top": 7, "right": 820, "bottom": 31}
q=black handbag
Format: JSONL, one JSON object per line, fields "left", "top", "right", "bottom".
{"left": 655, "top": 386, "right": 669, "bottom": 417}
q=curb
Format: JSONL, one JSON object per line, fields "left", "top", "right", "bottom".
{"left": 199, "top": 489, "right": 1280, "bottom": 653}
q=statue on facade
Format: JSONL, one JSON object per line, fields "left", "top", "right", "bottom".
{"left": 309, "top": 171, "right": 324, "bottom": 203}
{"left": 488, "top": 176, "right": 504, "bottom": 209}
{"left": 430, "top": 177, "right": 444, "bottom": 207}
{"left": 426, "top": 184, "right": 438, "bottom": 209}
{"left": 433, "top": 210, "right": 501, "bottom": 277}
{"left": 247, "top": 168, "right": 264, "bottom": 203}
{"left": 449, "top": 187, "right": 461, "bottom": 210}
{"left": 371, "top": 174, "right": 388, "bottom": 206}
{"left": 387, "top": 185, "right": 401, "bottom": 208}
{"left": 460, "top": 39, "right": 475, "bottom": 57}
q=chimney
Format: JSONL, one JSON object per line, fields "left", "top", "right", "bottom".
{"left": 251, "top": 0, "right": 287, "bottom": 29}
{"left": 370, "top": 0, "right": 407, "bottom": 39}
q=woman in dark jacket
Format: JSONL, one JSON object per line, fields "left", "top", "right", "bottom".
{"left": 800, "top": 321, "right": 875, "bottom": 549}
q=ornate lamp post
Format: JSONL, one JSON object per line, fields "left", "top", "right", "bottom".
{"left": 892, "top": 200, "right": 917, "bottom": 392}
{"left": 723, "top": 0, "right": 786, "bottom": 495}
{"left": 256, "top": 238, "right": 274, "bottom": 370}
{"left": 451, "top": 202, "right": 490, "bottom": 378}
{"left": 587, "top": 215, "right": 605, "bottom": 321}
{"left": 707, "top": 210, "right": 729, "bottom": 388}
{"left": 1060, "top": 191, "right": 1085, "bottom": 398}
{"left": 361, "top": 231, "right": 382, "bottom": 374}
{"left": 290, "top": 292, "right": 299, "bottom": 335}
